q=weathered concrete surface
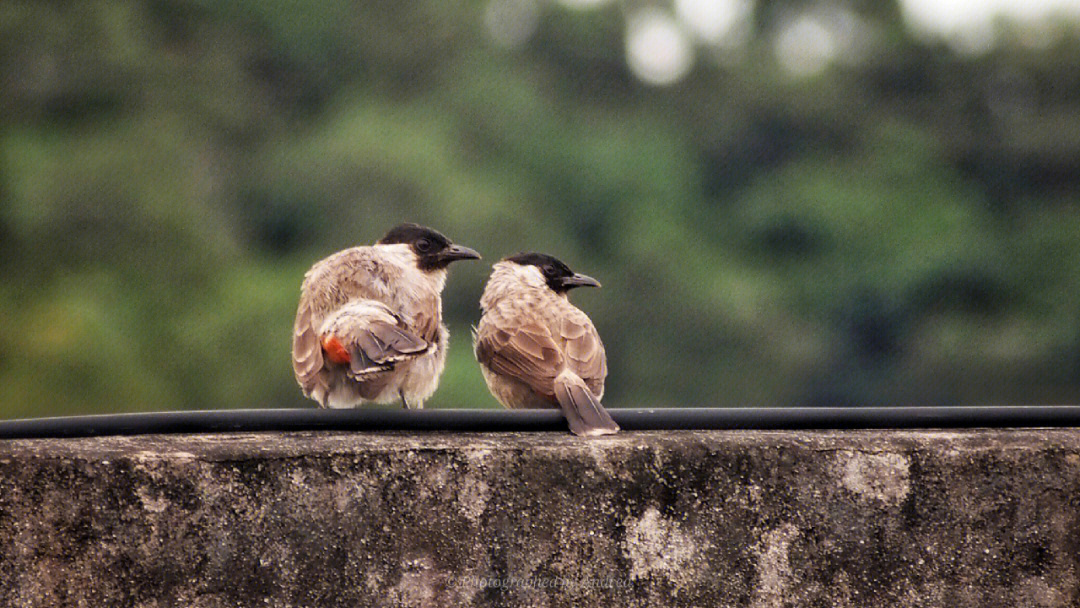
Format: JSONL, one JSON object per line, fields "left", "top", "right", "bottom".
{"left": 1, "top": 430, "right": 1079, "bottom": 607}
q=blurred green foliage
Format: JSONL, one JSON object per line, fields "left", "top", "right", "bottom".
{"left": 2, "top": 0, "right": 1080, "bottom": 417}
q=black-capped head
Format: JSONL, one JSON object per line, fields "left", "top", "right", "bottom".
{"left": 505, "top": 252, "right": 601, "bottom": 293}
{"left": 379, "top": 223, "right": 481, "bottom": 271}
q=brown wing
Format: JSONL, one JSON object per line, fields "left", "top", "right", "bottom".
{"left": 344, "top": 318, "right": 429, "bottom": 379}
{"left": 292, "top": 296, "right": 325, "bottom": 398}
{"left": 292, "top": 249, "right": 383, "bottom": 398}
{"left": 475, "top": 317, "right": 563, "bottom": 400}
{"left": 558, "top": 312, "right": 607, "bottom": 398}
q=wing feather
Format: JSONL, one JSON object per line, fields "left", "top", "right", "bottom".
{"left": 557, "top": 313, "right": 607, "bottom": 397}
{"left": 335, "top": 315, "right": 430, "bottom": 380}
{"left": 475, "top": 319, "right": 562, "bottom": 400}
{"left": 292, "top": 297, "right": 326, "bottom": 397}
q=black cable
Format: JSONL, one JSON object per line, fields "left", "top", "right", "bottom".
{"left": 0, "top": 406, "right": 1079, "bottom": 439}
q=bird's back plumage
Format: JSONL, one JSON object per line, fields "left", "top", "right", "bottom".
{"left": 292, "top": 244, "right": 448, "bottom": 408}
{"left": 475, "top": 261, "right": 617, "bottom": 436}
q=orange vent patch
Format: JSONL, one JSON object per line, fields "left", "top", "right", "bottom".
{"left": 320, "top": 335, "right": 351, "bottom": 365}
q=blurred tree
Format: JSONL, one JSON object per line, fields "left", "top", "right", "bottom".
{"left": 1, "top": 0, "right": 1079, "bottom": 416}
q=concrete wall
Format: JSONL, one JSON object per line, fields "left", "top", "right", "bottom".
{"left": 1, "top": 429, "right": 1078, "bottom": 607}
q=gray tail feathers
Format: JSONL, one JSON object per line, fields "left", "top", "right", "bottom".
{"left": 553, "top": 371, "right": 619, "bottom": 437}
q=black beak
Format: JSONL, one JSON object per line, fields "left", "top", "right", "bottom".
{"left": 438, "top": 244, "right": 482, "bottom": 264}
{"left": 560, "top": 272, "right": 601, "bottom": 289}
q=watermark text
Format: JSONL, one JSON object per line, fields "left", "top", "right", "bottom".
{"left": 450, "top": 575, "right": 632, "bottom": 591}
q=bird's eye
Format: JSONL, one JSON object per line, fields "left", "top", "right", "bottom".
{"left": 415, "top": 239, "right": 432, "bottom": 253}
{"left": 542, "top": 265, "right": 556, "bottom": 276}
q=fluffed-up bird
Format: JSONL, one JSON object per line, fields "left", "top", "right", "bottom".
{"left": 292, "top": 223, "right": 480, "bottom": 409}
{"left": 474, "top": 253, "right": 619, "bottom": 436}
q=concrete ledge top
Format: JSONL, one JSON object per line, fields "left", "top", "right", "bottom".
{"left": 3, "top": 427, "right": 1077, "bottom": 458}
{"left": 2, "top": 429, "right": 1079, "bottom": 607}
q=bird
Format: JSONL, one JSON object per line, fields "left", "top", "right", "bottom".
{"left": 474, "top": 252, "right": 619, "bottom": 436}
{"left": 292, "top": 223, "right": 480, "bottom": 409}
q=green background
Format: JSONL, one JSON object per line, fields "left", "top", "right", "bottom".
{"left": 2, "top": 0, "right": 1080, "bottom": 417}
